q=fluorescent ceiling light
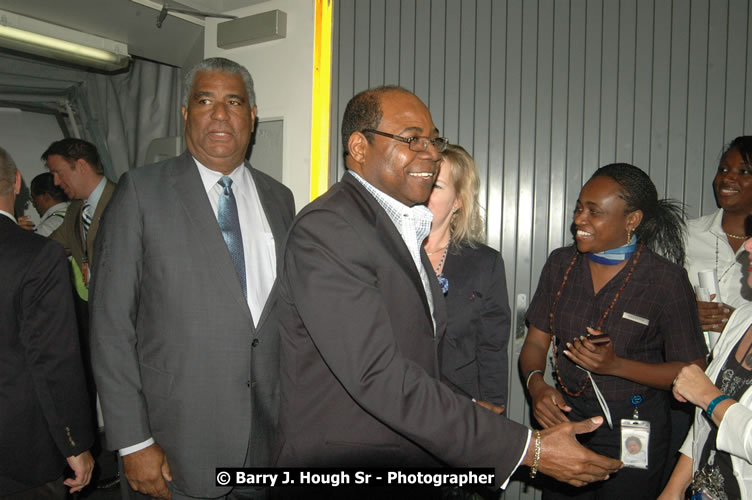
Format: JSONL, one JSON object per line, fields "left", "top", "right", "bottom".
{"left": 0, "top": 9, "right": 130, "bottom": 71}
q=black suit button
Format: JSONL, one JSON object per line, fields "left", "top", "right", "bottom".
{"left": 251, "top": 339, "right": 259, "bottom": 347}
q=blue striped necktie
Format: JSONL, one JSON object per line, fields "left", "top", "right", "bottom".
{"left": 217, "top": 176, "right": 246, "bottom": 297}
{"left": 81, "top": 201, "right": 93, "bottom": 242}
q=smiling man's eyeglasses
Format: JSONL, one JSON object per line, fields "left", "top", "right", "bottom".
{"left": 362, "top": 129, "right": 449, "bottom": 153}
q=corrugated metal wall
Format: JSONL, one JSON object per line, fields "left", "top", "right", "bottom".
{"left": 330, "top": 1, "right": 752, "bottom": 497}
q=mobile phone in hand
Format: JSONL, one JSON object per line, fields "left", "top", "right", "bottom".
{"left": 586, "top": 334, "right": 611, "bottom": 345}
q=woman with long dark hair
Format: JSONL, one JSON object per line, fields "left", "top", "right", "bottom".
{"left": 520, "top": 163, "right": 708, "bottom": 499}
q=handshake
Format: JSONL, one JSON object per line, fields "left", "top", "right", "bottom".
{"left": 522, "top": 416, "right": 623, "bottom": 487}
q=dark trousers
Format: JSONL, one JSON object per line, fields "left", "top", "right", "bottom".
{"left": 0, "top": 476, "right": 65, "bottom": 500}
{"left": 542, "top": 390, "right": 670, "bottom": 500}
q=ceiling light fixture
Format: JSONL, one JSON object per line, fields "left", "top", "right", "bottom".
{"left": 0, "top": 9, "right": 130, "bottom": 71}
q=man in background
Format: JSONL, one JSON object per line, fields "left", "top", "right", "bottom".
{"left": 0, "top": 145, "right": 95, "bottom": 498}
{"left": 43, "top": 139, "right": 118, "bottom": 490}
{"left": 91, "top": 57, "right": 295, "bottom": 499}
{"left": 45, "top": 138, "right": 116, "bottom": 291}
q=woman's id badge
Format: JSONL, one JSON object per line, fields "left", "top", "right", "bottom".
{"left": 621, "top": 419, "right": 650, "bottom": 469}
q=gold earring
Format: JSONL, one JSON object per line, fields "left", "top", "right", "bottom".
{"left": 626, "top": 229, "right": 632, "bottom": 245}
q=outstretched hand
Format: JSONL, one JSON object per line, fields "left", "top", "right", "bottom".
{"left": 536, "top": 416, "right": 623, "bottom": 487}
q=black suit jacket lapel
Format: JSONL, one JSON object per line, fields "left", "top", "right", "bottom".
{"left": 344, "top": 175, "right": 435, "bottom": 328}
{"left": 171, "top": 152, "right": 253, "bottom": 324}
{"left": 423, "top": 249, "right": 447, "bottom": 343}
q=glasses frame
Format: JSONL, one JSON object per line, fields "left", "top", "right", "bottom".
{"left": 361, "top": 129, "right": 448, "bottom": 153}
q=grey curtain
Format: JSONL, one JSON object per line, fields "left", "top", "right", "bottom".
{"left": 0, "top": 53, "right": 182, "bottom": 180}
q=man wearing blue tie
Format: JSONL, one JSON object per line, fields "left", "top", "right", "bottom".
{"left": 89, "top": 57, "right": 295, "bottom": 499}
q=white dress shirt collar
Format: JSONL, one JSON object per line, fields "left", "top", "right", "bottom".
{"left": 0, "top": 209, "right": 15, "bottom": 223}
{"left": 348, "top": 170, "right": 436, "bottom": 332}
{"left": 85, "top": 176, "right": 107, "bottom": 213}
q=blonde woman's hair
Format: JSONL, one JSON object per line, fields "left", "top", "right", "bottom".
{"left": 442, "top": 144, "right": 485, "bottom": 247}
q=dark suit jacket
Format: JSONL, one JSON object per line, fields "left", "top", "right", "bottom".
{"left": 440, "top": 243, "right": 511, "bottom": 406}
{"left": 90, "top": 151, "right": 295, "bottom": 498}
{"left": 274, "top": 174, "right": 528, "bottom": 487}
{"left": 0, "top": 216, "right": 93, "bottom": 495}
{"left": 50, "top": 179, "right": 116, "bottom": 272}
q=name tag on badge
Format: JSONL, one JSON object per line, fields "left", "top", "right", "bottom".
{"left": 622, "top": 312, "right": 649, "bottom": 326}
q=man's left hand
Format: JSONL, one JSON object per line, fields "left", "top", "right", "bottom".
{"left": 64, "top": 450, "right": 95, "bottom": 493}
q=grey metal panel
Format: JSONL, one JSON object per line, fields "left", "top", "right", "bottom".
{"left": 473, "top": 0, "right": 493, "bottom": 208}
{"left": 354, "top": 0, "right": 372, "bottom": 92}
{"left": 747, "top": 5, "right": 752, "bottom": 136}
{"left": 443, "top": 0, "right": 462, "bottom": 142}
{"left": 399, "top": 0, "right": 416, "bottom": 89}
{"left": 458, "top": 0, "right": 477, "bottom": 149}
{"left": 599, "top": 0, "right": 619, "bottom": 166}
{"left": 330, "top": 1, "right": 752, "bottom": 497}
{"left": 705, "top": 1, "right": 729, "bottom": 214}
{"left": 632, "top": 0, "right": 654, "bottom": 182}
{"left": 385, "top": 0, "right": 401, "bottom": 84}
{"left": 684, "top": 0, "right": 710, "bottom": 216}
{"left": 725, "top": 0, "right": 748, "bottom": 144}
{"left": 583, "top": 0, "right": 603, "bottom": 179}
{"left": 517, "top": 0, "right": 537, "bottom": 310}
{"left": 428, "top": 0, "right": 447, "bottom": 131}
{"left": 414, "top": 0, "right": 432, "bottom": 103}
{"left": 648, "top": 0, "right": 671, "bottom": 205}
{"left": 564, "top": 0, "right": 587, "bottom": 249}
{"left": 502, "top": 0, "right": 522, "bottom": 326}
{"left": 666, "top": 2, "right": 690, "bottom": 200}
{"left": 486, "top": 1, "right": 506, "bottom": 253}
{"left": 532, "top": 0, "right": 554, "bottom": 302}
{"left": 549, "top": 0, "right": 571, "bottom": 252}
{"left": 368, "top": 0, "right": 386, "bottom": 86}
{"left": 616, "top": 0, "right": 637, "bottom": 165}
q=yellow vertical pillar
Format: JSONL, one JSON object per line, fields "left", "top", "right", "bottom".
{"left": 310, "top": 0, "right": 333, "bottom": 201}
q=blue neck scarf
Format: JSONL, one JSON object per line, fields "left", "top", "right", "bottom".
{"left": 587, "top": 235, "right": 637, "bottom": 265}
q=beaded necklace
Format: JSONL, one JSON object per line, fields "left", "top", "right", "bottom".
{"left": 549, "top": 244, "right": 644, "bottom": 397}
{"left": 434, "top": 244, "right": 450, "bottom": 295}
{"left": 715, "top": 238, "right": 737, "bottom": 285}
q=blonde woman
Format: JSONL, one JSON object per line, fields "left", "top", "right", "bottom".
{"left": 424, "top": 144, "right": 510, "bottom": 411}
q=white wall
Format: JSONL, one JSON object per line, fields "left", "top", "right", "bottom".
{"left": 204, "top": 0, "right": 315, "bottom": 210}
{"left": 0, "top": 108, "right": 64, "bottom": 224}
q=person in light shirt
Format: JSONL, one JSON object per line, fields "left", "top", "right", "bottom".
{"left": 29, "top": 172, "right": 69, "bottom": 237}
{"left": 685, "top": 136, "right": 752, "bottom": 335}
{"left": 660, "top": 235, "right": 752, "bottom": 499}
